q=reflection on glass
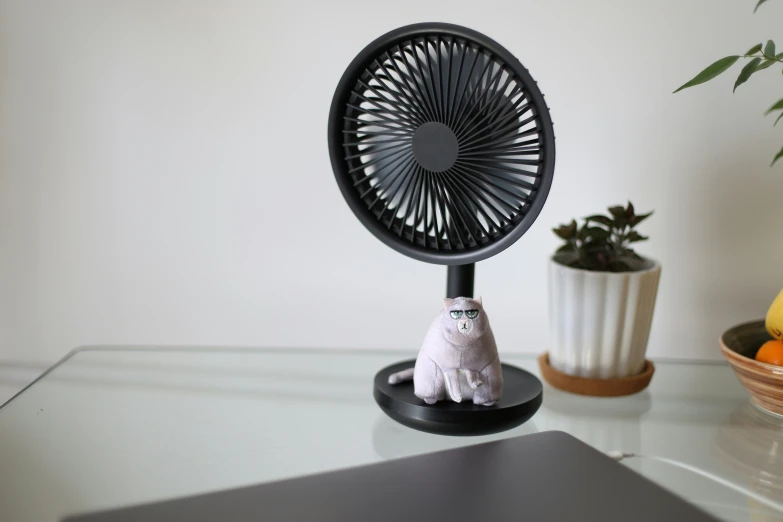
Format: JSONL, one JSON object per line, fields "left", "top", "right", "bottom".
{"left": 371, "top": 414, "right": 538, "bottom": 460}
{"left": 713, "top": 401, "right": 783, "bottom": 521}
{"left": 536, "top": 388, "right": 652, "bottom": 452}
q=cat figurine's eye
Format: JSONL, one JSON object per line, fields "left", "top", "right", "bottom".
{"left": 450, "top": 310, "right": 479, "bottom": 319}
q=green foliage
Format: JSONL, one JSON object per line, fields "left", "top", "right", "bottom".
{"left": 766, "top": 97, "right": 783, "bottom": 114}
{"left": 756, "top": 0, "right": 770, "bottom": 12}
{"left": 674, "top": 2, "right": 782, "bottom": 166}
{"left": 552, "top": 202, "right": 653, "bottom": 273}
{"left": 673, "top": 56, "right": 739, "bottom": 93}
{"left": 756, "top": 58, "right": 778, "bottom": 71}
{"left": 734, "top": 57, "right": 762, "bottom": 91}
{"left": 773, "top": 144, "right": 783, "bottom": 166}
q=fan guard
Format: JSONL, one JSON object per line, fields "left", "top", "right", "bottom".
{"left": 328, "top": 23, "right": 555, "bottom": 266}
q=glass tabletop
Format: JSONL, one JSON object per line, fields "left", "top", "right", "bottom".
{"left": 0, "top": 347, "right": 781, "bottom": 522}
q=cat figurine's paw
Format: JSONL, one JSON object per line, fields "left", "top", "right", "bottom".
{"left": 466, "top": 370, "right": 483, "bottom": 389}
{"left": 443, "top": 370, "right": 463, "bottom": 402}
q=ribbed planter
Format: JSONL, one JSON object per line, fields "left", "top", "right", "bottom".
{"left": 548, "top": 256, "right": 661, "bottom": 379}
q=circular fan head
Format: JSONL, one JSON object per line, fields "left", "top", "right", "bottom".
{"left": 329, "top": 23, "right": 555, "bottom": 265}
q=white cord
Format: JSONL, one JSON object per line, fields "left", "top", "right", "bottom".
{"left": 608, "top": 451, "right": 783, "bottom": 515}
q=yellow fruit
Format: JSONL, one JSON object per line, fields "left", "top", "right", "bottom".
{"left": 756, "top": 340, "right": 783, "bottom": 366}
{"left": 767, "top": 289, "right": 783, "bottom": 340}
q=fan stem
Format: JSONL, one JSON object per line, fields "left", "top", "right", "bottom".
{"left": 446, "top": 263, "right": 475, "bottom": 298}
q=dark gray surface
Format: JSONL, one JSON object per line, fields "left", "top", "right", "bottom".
{"left": 64, "top": 431, "right": 718, "bottom": 522}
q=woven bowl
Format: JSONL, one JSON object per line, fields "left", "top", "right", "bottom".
{"left": 720, "top": 320, "right": 783, "bottom": 417}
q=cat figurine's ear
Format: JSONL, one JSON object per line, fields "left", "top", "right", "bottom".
{"left": 475, "top": 296, "right": 483, "bottom": 306}
{"left": 443, "top": 298, "right": 454, "bottom": 309}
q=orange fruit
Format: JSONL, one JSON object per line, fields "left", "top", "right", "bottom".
{"left": 755, "top": 340, "right": 783, "bottom": 366}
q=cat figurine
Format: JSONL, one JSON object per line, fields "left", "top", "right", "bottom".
{"left": 388, "top": 296, "right": 503, "bottom": 406}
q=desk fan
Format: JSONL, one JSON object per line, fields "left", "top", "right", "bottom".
{"left": 328, "top": 23, "right": 555, "bottom": 435}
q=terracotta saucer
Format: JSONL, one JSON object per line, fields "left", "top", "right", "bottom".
{"left": 538, "top": 352, "right": 655, "bottom": 397}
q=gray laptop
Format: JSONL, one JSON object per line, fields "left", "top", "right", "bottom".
{"left": 65, "top": 431, "right": 718, "bottom": 521}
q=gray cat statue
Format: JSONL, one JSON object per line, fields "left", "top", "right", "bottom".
{"left": 388, "top": 296, "right": 503, "bottom": 406}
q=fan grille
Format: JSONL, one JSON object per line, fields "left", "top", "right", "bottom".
{"left": 330, "top": 24, "right": 555, "bottom": 264}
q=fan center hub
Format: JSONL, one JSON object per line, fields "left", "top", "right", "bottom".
{"left": 412, "top": 122, "right": 459, "bottom": 173}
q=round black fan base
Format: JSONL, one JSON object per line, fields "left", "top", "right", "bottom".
{"left": 374, "top": 359, "right": 543, "bottom": 436}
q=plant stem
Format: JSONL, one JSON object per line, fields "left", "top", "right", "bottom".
{"left": 744, "top": 53, "right": 783, "bottom": 63}
{"left": 611, "top": 225, "right": 627, "bottom": 256}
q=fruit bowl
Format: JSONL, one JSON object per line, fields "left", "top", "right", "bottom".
{"left": 720, "top": 320, "right": 783, "bottom": 417}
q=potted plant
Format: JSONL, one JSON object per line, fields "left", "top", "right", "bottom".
{"left": 546, "top": 202, "right": 661, "bottom": 386}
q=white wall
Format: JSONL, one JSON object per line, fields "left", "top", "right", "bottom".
{"left": 1, "top": 0, "right": 782, "bottom": 364}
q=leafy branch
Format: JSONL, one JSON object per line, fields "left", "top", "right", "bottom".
{"left": 553, "top": 202, "right": 652, "bottom": 273}
{"left": 674, "top": 1, "right": 783, "bottom": 165}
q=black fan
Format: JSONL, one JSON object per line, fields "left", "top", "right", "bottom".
{"left": 329, "top": 22, "right": 555, "bottom": 299}
{"left": 328, "top": 23, "right": 554, "bottom": 435}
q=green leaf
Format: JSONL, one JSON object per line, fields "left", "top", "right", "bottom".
{"left": 586, "top": 227, "right": 611, "bottom": 240}
{"left": 755, "top": 0, "right": 769, "bottom": 12}
{"left": 734, "top": 57, "right": 762, "bottom": 91}
{"left": 765, "top": 40, "right": 776, "bottom": 57}
{"left": 629, "top": 211, "right": 653, "bottom": 227}
{"left": 585, "top": 215, "right": 613, "bottom": 227}
{"left": 552, "top": 219, "right": 576, "bottom": 239}
{"left": 776, "top": 53, "right": 783, "bottom": 59}
{"left": 627, "top": 231, "right": 649, "bottom": 243}
{"left": 673, "top": 56, "right": 740, "bottom": 93}
{"left": 553, "top": 221, "right": 577, "bottom": 240}
{"left": 756, "top": 59, "right": 776, "bottom": 71}
{"left": 608, "top": 206, "right": 628, "bottom": 228}
{"left": 583, "top": 236, "right": 609, "bottom": 247}
{"left": 556, "top": 243, "right": 575, "bottom": 253}
{"left": 609, "top": 260, "right": 632, "bottom": 273}
{"left": 578, "top": 224, "right": 589, "bottom": 241}
{"left": 772, "top": 144, "right": 783, "bottom": 166}
{"left": 608, "top": 206, "right": 626, "bottom": 218}
{"left": 747, "top": 43, "right": 763, "bottom": 55}
{"left": 774, "top": 112, "right": 783, "bottom": 126}
{"left": 615, "top": 254, "right": 647, "bottom": 272}
{"left": 765, "top": 98, "right": 783, "bottom": 115}
{"left": 625, "top": 201, "right": 635, "bottom": 218}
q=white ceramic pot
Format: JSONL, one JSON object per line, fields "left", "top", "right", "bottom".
{"left": 548, "top": 256, "right": 661, "bottom": 379}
